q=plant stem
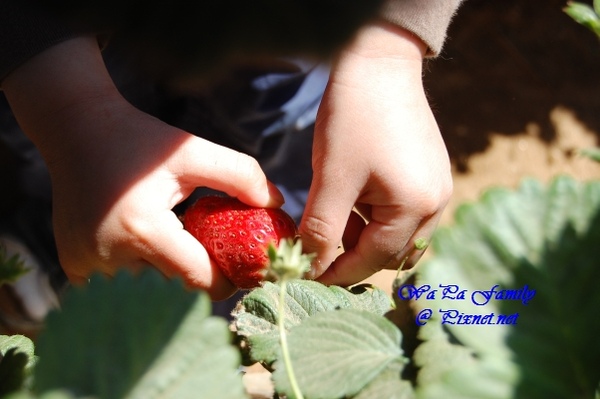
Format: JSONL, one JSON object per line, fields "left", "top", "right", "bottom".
{"left": 394, "top": 255, "right": 410, "bottom": 281}
{"left": 394, "top": 237, "right": 429, "bottom": 280}
{"left": 278, "top": 279, "right": 304, "bottom": 399}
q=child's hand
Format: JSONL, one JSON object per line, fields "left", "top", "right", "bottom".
{"left": 48, "top": 106, "right": 281, "bottom": 299}
{"left": 300, "top": 22, "right": 453, "bottom": 286}
{"left": 3, "top": 37, "right": 282, "bottom": 299}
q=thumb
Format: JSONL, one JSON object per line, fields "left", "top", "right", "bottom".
{"left": 144, "top": 211, "right": 238, "bottom": 300}
{"left": 172, "top": 135, "right": 284, "bottom": 208}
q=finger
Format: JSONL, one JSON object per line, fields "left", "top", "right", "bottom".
{"left": 299, "top": 172, "right": 360, "bottom": 279}
{"left": 317, "top": 211, "right": 441, "bottom": 287}
{"left": 131, "top": 210, "right": 238, "bottom": 300}
{"left": 342, "top": 210, "right": 367, "bottom": 251}
{"left": 172, "top": 136, "right": 284, "bottom": 208}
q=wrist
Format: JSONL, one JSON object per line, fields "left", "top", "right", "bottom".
{"left": 328, "top": 20, "right": 427, "bottom": 99}
{"left": 3, "top": 36, "right": 128, "bottom": 162}
{"left": 3, "top": 36, "right": 123, "bottom": 138}
{"left": 338, "top": 19, "right": 427, "bottom": 63}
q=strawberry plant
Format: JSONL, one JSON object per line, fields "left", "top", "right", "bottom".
{"left": 0, "top": 335, "right": 35, "bottom": 397}
{"left": 2, "top": 271, "right": 248, "bottom": 399}
{"left": 565, "top": 0, "right": 600, "bottom": 39}
{"left": 564, "top": 0, "right": 600, "bottom": 163}
{"left": 0, "top": 245, "right": 29, "bottom": 286}
{"left": 412, "top": 176, "right": 600, "bottom": 398}
{"left": 233, "top": 177, "right": 600, "bottom": 399}
{"left": 1, "top": 175, "right": 599, "bottom": 399}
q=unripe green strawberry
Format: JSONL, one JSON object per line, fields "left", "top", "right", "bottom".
{"left": 183, "top": 195, "right": 298, "bottom": 289}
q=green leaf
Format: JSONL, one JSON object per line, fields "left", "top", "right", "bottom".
{"left": 33, "top": 269, "right": 247, "bottom": 399}
{"left": 411, "top": 176, "right": 600, "bottom": 398}
{"left": 0, "top": 335, "right": 36, "bottom": 395}
{"left": 2, "top": 390, "right": 76, "bottom": 399}
{"left": 0, "top": 349, "right": 31, "bottom": 396}
{"left": 272, "top": 309, "right": 410, "bottom": 399}
{"left": 233, "top": 279, "right": 392, "bottom": 365}
{"left": 564, "top": 2, "right": 600, "bottom": 38}
{"left": 0, "top": 246, "right": 29, "bottom": 286}
{"left": 414, "top": 320, "right": 518, "bottom": 399}
{"left": 352, "top": 362, "right": 415, "bottom": 399}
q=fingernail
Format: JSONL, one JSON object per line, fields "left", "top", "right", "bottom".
{"left": 305, "top": 258, "right": 322, "bottom": 280}
{"left": 267, "top": 181, "right": 285, "bottom": 207}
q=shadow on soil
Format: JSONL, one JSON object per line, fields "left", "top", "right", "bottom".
{"left": 426, "top": 0, "right": 600, "bottom": 172}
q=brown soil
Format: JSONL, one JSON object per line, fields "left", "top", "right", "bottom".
{"left": 430, "top": 0, "right": 600, "bottom": 219}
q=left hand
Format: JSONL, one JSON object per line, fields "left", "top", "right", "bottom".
{"left": 2, "top": 36, "right": 283, "bottom": 299}
{"left": 299, "top": 21, "right": 453, "bottom": 286}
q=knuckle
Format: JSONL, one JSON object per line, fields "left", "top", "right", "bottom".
{"left": 300, "top": 214, "right": 338, "bottom": 249}
{"left": 233, "top": 152, "right": 264, "bottom": 190}
{"left": 407, "top": 179, "right": 453, "bottom": 217}
{"left": 111, "top": 211, "right": 155, "bottom": 255}
{"left": 353, "top": 244, "right": 386, "bottom": 274}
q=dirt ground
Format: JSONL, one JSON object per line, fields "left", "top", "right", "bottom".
{"left": 361, "top": 0, "right": 600, "bottom": 293}
{"left": 431, "top": 0, "right": 600, "bottom": 218}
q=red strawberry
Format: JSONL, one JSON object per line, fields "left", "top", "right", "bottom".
{"left": 183, "top": 195, "right": 298, "bottom": 289}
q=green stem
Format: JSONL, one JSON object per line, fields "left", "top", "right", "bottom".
{"left": 278, "top": 278, "right": 304, "bottom": 399}
{"left": 394, "top": 237, "right": 429, "bottom": 280}
{"left": 394, "top": 255, "right": 410, "bottom": 281}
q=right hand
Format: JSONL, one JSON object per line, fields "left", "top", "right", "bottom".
{"left": 299, "top": 22, "right": 453, "bottom": 287}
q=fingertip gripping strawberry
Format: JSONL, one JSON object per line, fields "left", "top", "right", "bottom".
{"left": 183, "top": 195, "right": 298, "bottom": 289}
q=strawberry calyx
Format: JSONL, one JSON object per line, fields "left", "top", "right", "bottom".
{"left": 266, "top": 239, "right": 314, "bottom": 282}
